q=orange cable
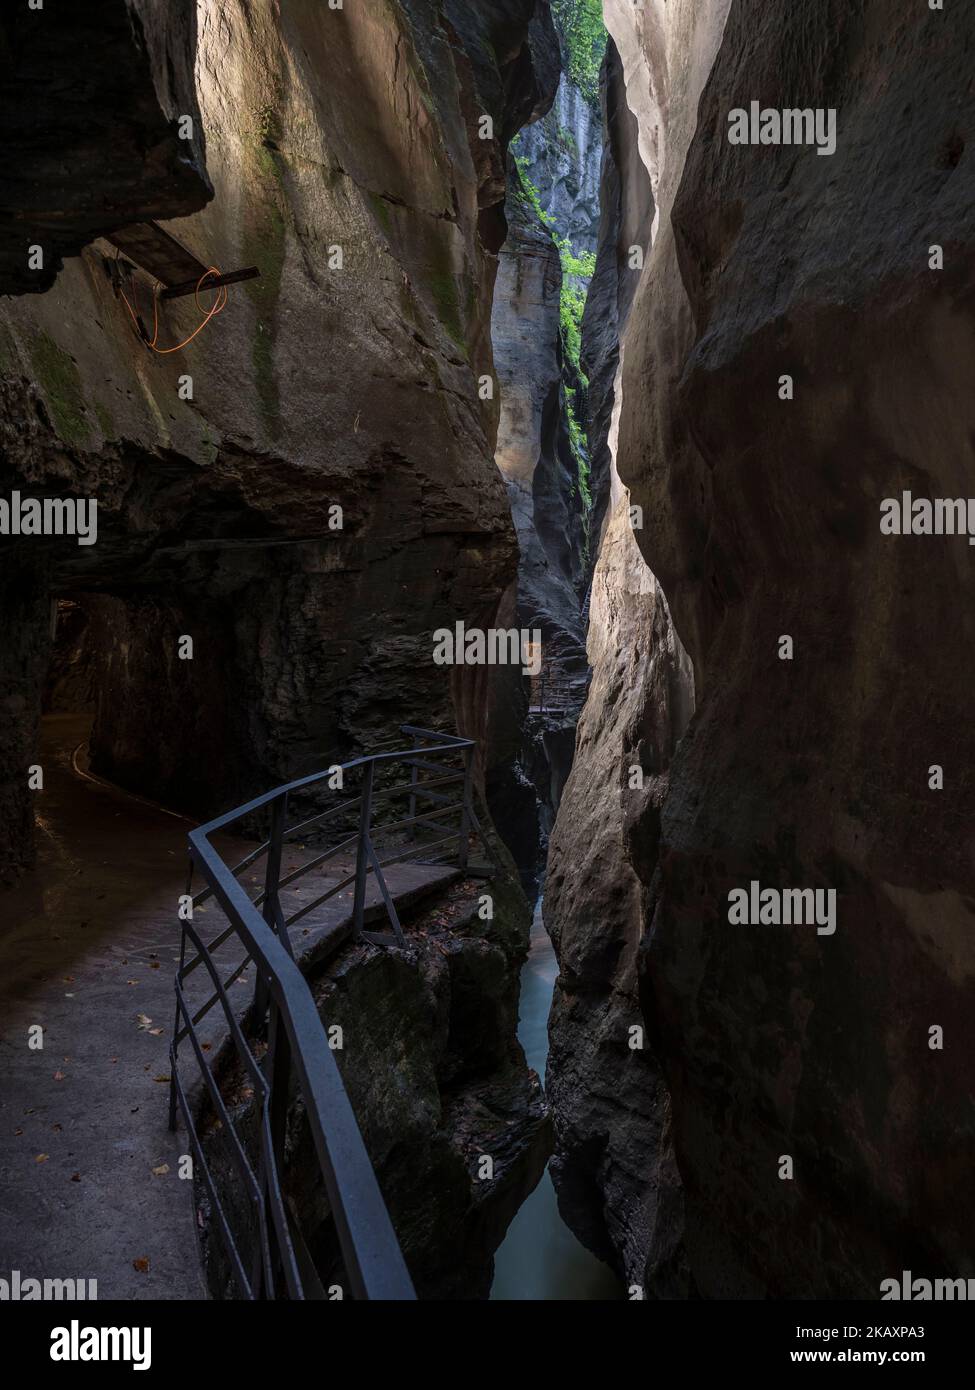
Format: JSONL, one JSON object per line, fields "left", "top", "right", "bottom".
{"left": 117, "top": 262, "right": 229, "bottom": 354}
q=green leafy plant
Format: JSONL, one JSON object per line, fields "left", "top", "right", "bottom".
{"left": 565, "top": 385, "right": 592, "bottom": 508}
{"left": 552, "top": 0, "right": 607, "bottom": 106}
{"left": 509, "top": 143, "right": 596, "bottom": 514}
{"left": 556, "top": 237, "right": 595, "bottom": 382}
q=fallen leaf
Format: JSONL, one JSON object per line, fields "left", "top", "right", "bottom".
{"left": 53, "top": 1071, "right": 65, "bottom": 1081}
{"left": 127, "top": 979, "right": 139, "bottom": 986}
{"left": 151, "top": 1164, "right": 169, "bottom": 1177}
{"left": 70, "top": 1172, "right": 81, "bottom": 1183}
{"left": 136, "top": 1014, "right": 153, "bottom": 1030}
{"left": 132, "top": 1257, "right": 150, "bottom": 1274}
{"left": 35, "top": 1153, "right": 49, "bottom": 1163}
{"left": 150, "top": 962, "right": 161, "bottom": 970}
{"left": 153, "top": 1075, "right": 171, "bottom": 1084}
{"left": 13, "top": 1127, "right": 23, "bottom": 1136}
{"left": 148, "top": 1028, "right": 163, "bottom": 1037}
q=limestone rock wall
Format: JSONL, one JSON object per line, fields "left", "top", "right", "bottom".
{"left": 549, "top": 0, "right": 975, "bottom": 1298}
{"left": 489, "top": 21, "right": 606, "bottom": 881}
{"left": 518, "top": 75, "right": 603, "bottom": 259}
{"left": 544, "top": 30, "right": 696, "bottom": 1292}
{"left": 0, "top": 0, "right": 560, "bottom": 1297}
{"left": 0, "top": 0, "right": 558, "bottom": 847}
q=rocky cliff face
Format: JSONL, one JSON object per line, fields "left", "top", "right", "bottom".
{"left": 549, "top": 0, "right": 975, "bottom": 1298}
{"left": 0, "top": 0, "right": 560, "bottom": 1294}
{"left": 0, "top": 0, "right": 558, "bottom": 865}
{"left": 544, "top": 30, "right": 696, "bottom": 1293}
{"left": 518, "top": 76, "right": 603, "bottom": 259}
{"left": 489, "top": 23, "right": 605, "bottom": 881}
{"left": 0, "top": 0, "right": 211, "bottom": 295}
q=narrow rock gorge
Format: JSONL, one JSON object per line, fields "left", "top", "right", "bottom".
{"left": 2, "top": 0, "right": 974, "bottom": 1313}
{"left": 489, "top": 5, "right": 603, "bottom": 881}
{"left": 545, "top": 0, "right": 975, "bottom": 1300}
{"left": 0, "top": 0, "right": 560, "bottom": 1299}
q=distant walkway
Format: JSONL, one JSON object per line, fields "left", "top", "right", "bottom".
{"left": 0, "top": 716, "right": 457, "bottom": 1299}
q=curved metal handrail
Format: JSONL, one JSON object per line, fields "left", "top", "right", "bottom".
{"left": 169, "top": 726, "right": 489, "bottom": 1300}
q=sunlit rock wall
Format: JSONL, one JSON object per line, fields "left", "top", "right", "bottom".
{"left": 0, "top": 0, "right": 558, "bottom": 842}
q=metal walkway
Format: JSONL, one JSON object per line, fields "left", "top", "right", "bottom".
{"left": 170, "top": 726, "right": 494, "bottom": 1300}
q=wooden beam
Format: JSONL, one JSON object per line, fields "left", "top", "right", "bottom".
{"left": 160, "top": 266, "right": 261, "bottom": 300}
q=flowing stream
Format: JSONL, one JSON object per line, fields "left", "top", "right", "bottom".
{"left": 490, "top": 898, "right": 622, "bottom": 1300}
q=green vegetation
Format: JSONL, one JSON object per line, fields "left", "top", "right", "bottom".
{"left": 557, "top": 239, "right": 596, "bottom": 381}
{"left": 511, "top": 150, "right": 595, "bottom": 379}
{"left": 94, "top": 401, "right": 114, "bottom": 440}
{"left": 245, "top": 132, "right": 288, "bottom": 438}
{"left": 29, "top": 332, "right": 90, "bottom": 448}
{"left": 565, "top": 385, "right": 591, "bottom": 508}
{"left": 510, "top": 145, "right": 596, "bottom": 509}
{"left": 552, "top": 0, "right": 607, "bottom": 106}
{"left": 556, "top": 123, "right": 578, "bottom": 156}
{"left": 428, "top": 270, "right": 466, "bottom": 351}
{"left": 368, "top": 190, "right": 393, "bottom": 236}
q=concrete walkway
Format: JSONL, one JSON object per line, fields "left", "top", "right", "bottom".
{"left": 0, "top": 715, "right": 458, "bottom": 1299}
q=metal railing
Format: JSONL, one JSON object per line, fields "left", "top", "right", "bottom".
{"left": 168, "top": 726, "right": 490, "bottom": 1300}
{"left": 530, "top": 657, "right": 588, "bottom": 714}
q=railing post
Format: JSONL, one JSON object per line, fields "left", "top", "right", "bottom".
{"left": 169, "top": 860, "right": 194, "bottom": 1132}
{"left": 352, "top": 761, "right": 375, "bottom": 939}
{"left": 257, "top": 995, "right": 294, "bottom": 1299}
{"left": 457, "top": 745, "right": 473, "bottom": 872}
{"left": 255, "top": 792, "right": 288, "bottom": 1023}
{"left": 408, "top": 733, "right": 420, "bottom": 841}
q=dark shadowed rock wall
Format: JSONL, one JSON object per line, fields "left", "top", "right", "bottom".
{"left": 0, "top": 0, "right": 211, "bottom": 296}
{"left": 548, "top": 0, "right": 975, "bottom": 1299}
{"left": 489, "top": 19, "right": 606, "bottom": 882}
{"left": 0, "top": 0, "right": 558, "bottom": 861}
{"left": 0, "top": 0, "right": 562, "bottom": 1298}
{"left": 544, "top": 32, "right": 696, "bottom": 1293}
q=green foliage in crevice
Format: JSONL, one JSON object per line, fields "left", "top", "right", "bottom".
{"left": 510, "top": 140, "right": 596, "bottom": 514}
{"left": 29, "top": 332, "right": 90, "bottom": 449}
{"left": 510, "top": 146, "right": 595, "bottom": 382}
{"left": 551, "top": 0, "right": 607, "bottom": 107}
{"left": 565, "top": 385, "right": 592, "bottom": 510}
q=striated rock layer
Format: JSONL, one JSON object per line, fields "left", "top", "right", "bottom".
{"left": 549, "top": 0, "right": 975, "bottom": 1298}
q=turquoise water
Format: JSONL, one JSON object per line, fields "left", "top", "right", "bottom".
{"left": 490, "top": 900, "right": 622, "bottom": 1300}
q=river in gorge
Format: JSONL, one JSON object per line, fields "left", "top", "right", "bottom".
{"left": 490, "top": 897, "right": 623, "bottom": 1300}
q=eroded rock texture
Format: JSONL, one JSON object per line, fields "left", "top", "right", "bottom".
{"left": 489, "top": 25, "right": 605, "bottom": 881}
{"left": 296, "top": 881, "right": 551, "bottom": 1300}
{"left": 550, "top": 0, "right": 975, "bottom": 1298}
{"left": 518, "top": 74, "right": 603, "bottom": 259}
{"left": 0, "top": 0, "right": 558, "bottom": 853}
{"left": 545, "top": 30, "right": 695, "bottom": 1294}
{"left": 0, "top": 0, "right": 560, "bottom": 1294}
{"left": 0, "top": 0, "right": 211, "bottom": 295}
